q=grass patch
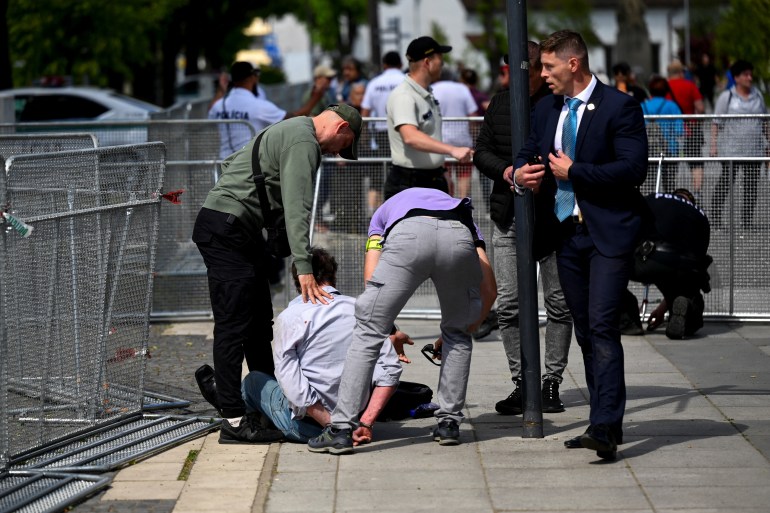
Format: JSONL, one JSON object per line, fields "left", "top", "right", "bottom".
{"left": 177, "top": 449, "right": 199, "bottom": 481}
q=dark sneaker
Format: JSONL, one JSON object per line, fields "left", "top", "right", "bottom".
{"left": 472, "top": 310, "right": 498, "bottom": 340}
{"left": 219, "top": 413, "right": 284, "bottom": 444}
{"left": 495, "top": 380, "right": 522, "bottom": 415}
{"left": 307, "top": 426, "right": 354, "bottom": 455}
{"left": 665, "top": 296, "right": 690, "bottom": 339}
{"left": 194, "top": 364, "right": 220, "bottom": 413}
{"left": 541, "top": 379, "right": 565, "bottom": 413}
{"left": 685, "top": 293, "right": 705, "bottom": 336}
{"left": 432, "top": 419, "right": 460, "bottom": 446}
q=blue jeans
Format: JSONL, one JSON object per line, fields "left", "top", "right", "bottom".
{"left": 241, "top": 371, "right": 323, "bottom": 443}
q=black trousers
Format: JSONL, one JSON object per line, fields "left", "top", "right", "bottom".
{"left": 384, "top": 164, "right": 448, "bottom": 200}
{"left": 192, "top": 207, "right": 275, "bottom": 418}
{"left": 710, "top": 161, "right": 761, "bottom": 227}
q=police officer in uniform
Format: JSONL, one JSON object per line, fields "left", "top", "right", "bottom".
{"left": 209, "top": 61, "right": 328, "bottom": 159}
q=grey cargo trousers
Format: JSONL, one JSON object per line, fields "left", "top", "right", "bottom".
{"left": 331, "top": 217, "right": 482, "bottom": 427}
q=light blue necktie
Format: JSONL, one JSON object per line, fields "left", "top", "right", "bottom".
{"left": 555, "top": 97, "right": 582, "bottom": 221}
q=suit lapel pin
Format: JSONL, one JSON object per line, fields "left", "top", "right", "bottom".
{"left": 587, "top": 103, "right": 595, "bottom": 111}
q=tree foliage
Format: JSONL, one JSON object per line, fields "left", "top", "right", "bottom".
{"left": 714, "top": 0, "right": 770, "bottom": 89}
{"left": 2, "top": 0, "right": 396, "bottom": 103}
{"left": 7, "top": 0, "right": 184, "bottom": 88}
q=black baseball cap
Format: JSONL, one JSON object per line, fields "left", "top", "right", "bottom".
{"left": 405, "top": 36, "right": 452, "bottom": 62}
{"left": 230, "top": 61, "right": 259, "bottom": 82}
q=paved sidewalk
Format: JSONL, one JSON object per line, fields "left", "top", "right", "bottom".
{"left": 74, "top": 319, "right": 770, "bottom": 512}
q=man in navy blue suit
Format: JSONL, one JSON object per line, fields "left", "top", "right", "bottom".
{"left": 511, "top": 30, "right": 650, "bottom": 461}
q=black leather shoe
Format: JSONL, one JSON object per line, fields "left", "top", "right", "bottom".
{"left": 541, "top": 379, "right": 565, "bottom": 413}
{"left": 219, "top": 413, "right": 284, "bottom": 444}
{"left": 195, "top": 364, "right": 221, "bottom": 413}
{"left": 580, "top": 424, "right": 617, "bottom": 456}
{"left": 564, "top": 425, "right": 592, "bottom": 449}
{"left": 596, "top": 448, "right": 617, "bottom": 461}
{"left": 472, "top": 310, "right": 498, "bottom": 340}
{"left": 495, "top": 380, "right": 522, "bottom": 415}
{"left": 564, "top": 434, "right": 583, "bottom": 449}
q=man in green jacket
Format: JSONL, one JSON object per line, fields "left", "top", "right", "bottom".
{"left": 193, "top": 104, "right": 362, "bottom": 444}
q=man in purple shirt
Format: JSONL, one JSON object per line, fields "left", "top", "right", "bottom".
{"left": 308, "top": 188, "right": 497, "bottom": 453}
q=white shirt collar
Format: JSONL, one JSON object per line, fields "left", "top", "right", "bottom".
{"left": 566, "top": 74, "right": 598, "bottom": 105}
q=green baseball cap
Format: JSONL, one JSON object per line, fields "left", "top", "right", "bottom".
{"left": 324, "top": 103, "right": 362, "bottom": 160}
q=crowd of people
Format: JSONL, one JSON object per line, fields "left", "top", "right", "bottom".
{"left": 194, "top": 30, "right": 764, "bottom": 461}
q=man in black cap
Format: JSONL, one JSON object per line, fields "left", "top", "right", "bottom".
{"left": 383, "top": 36, "right": 474, "bottom": 199}
{"left": 193, "top": 104, "right": 362, "bottom": 444}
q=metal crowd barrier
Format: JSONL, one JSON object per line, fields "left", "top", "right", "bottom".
{"left": 1, "top": 115, "right": 768, "bottom": 321}
{"left": 0, "top": 133, "right": 97, "bottom": 155}
{"left": 0, "top": 120, "right": 255, "bottom": 322}
{"left": 0, "top": 143, "right": 165, "bottom": 463}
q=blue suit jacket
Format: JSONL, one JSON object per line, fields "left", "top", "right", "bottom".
{"left": 515, "top": 80, "right": 651, "bottom": 257}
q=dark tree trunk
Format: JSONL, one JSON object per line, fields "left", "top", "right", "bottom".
{"left": 0, "top": 0, "right": 12, "bottom": 89}
{"left": 615, "top": 0, "right": 653, "bottom": 85}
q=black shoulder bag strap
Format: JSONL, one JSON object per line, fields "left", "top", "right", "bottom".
{"left": 250, "top": 131, "right": 277, "bottom": 228}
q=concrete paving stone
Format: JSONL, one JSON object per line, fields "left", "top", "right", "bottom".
{"left": 184, "top": 470, "right": 260, "bottom": 488}
{"left": 485, "top": 467, "right": 637, "bottom": 488}
{"left": 623, "top": 406, "right": 728, "bottom": 422}
{"left": 72, "top": 499, "right": 176, "bottom": 513}
{"left": 728, "top": 419, "right": 770, "bottom": 436}
{"left": 656, "top": 510, "right": 769, "bottom": 513}
{"left": 269, "top": 471, "right": 337, "bottom": 492}
{"left": 162, "top": 322, "right": 214, "bottom": 339}
{"left": 265, "top": 489, "right": 335, "bottom": 513}
{"left": 717, "top": 406, "right": 770, "bottom": 421}
{"left": 149, "top": 439, "right": 205, "bottom": 462}
{"left": 622, "top": 445, "right": 769, "bottom": 467}
{"left": 643, "top": 485, "right": 770, "bottom": 509}
{"left": 172, "top": 488, "right": 256, "bottom": 512}
{"left": 620, "top": 434, "right": 753, "bottom": 452}
{"left": 746, "top": 434, "right": 770, "bottom": 455}
{"left": 478, "top": 446, "right": 607, "bottom": 468}
{"left": 114, "top": 461, "right": 185, "bottom": 481}
{"left": 654, "top": 344, "right": 769, "bottom": 374}
{"left": 490, "top": 485, "right": 650, "bottom": 511}
{"left": 336, "top": 440, "right": 480, "bottom": 470}
{"left": 193, "top": 452, "right": 267, "bottom": 466}
{"left": 277, "top": 447, "right": 340, "bottom": 472}
{"left": 705, "top": 392, "right": 770, "bottom": 407}
{"left": 335, "top": 488, "right": 493, "bottom": 513}
{"left": 102, "top": 480, "right": 186, "bottom": 501}
{"left": 497, "top": 511, "right": 652, "bottom": 513}
{"left": 622, "top": 372, "right": 693, "bottom": 385}
{"left": 619, "top": 418, "right": 738, "bottom": 437}
{"left": 632, "top": 467, "right": 770, "bottom": 487}
{"left": 336, "top": 467, "right": 486, "bottom": 490}
{"left": 474, "top": 437, "right": 581, "bottom": 453}
{"left": 730, "top": 324, "right": 770, "bottom": 339}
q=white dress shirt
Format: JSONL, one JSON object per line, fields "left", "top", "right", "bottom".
{"left": 273, "top": 286, "right": 402, "bottom": 420}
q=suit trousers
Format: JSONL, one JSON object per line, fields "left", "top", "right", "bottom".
{"left": 193, "top": 208, "right": 275, "bottom": 419}
{"left": 556, "top": 223, "right": 633, "bottom": 438}
{"left": 331, "top": 217, "right": 482, "bottom": 428}
{"left": 492, "top": 221, "right": 573, "bottom": 383}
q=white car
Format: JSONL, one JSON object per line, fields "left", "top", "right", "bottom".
{"left": 0, "top": 87, "right": 163, "bottom": 146}
{"left": 0, "top": 87, "right": 162, "bottom": 122}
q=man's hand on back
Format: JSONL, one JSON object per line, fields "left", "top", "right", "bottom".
{"left": 298, "top": 274, "right": 333, "bottom": 304}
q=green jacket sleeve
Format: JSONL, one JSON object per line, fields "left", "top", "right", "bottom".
{"left": 279, "top": 141, "right": 321, "bottom": 275}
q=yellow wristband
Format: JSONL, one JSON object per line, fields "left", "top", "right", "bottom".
{"left": 365, "top": 237, "right": 383, "bottom": 252}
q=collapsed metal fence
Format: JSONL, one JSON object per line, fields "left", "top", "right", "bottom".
{"left": 1, "top": 115, "right": 768, "bottom": 321}
{"left": 1, "top": 143, "right": 165, "bottom": 460}
{"left": 0, "top": 142, "right": 219, "bottom": 511}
